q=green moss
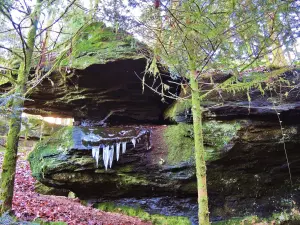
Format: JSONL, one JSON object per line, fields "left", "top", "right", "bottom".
{"left": 164, "top": 122, "right": 240, "bottom": 165}
{"left": 95, "top": 202, "right": 191, "bottom": 225}
{"left": 118, "top": 165, "right": 134, "bottom": 172}
{"left": 34, "top": 181, "right": 69, "bottom": 196}
{"left": 118, "top": 173, "right": 149, "bottom": 186}
{"left": 164, "top": 124, "right": 194, "bottom": 165}
{"left": 27, "top": 126, "right": 74, "bottom": 180}
{"left": 212, "top": 216, "right": 259, "bottom": 225}
{"left": 60, "top": 22, "right": 143, "bottom": 69}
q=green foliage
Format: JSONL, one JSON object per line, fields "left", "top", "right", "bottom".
{"left": 164, "top": 99, "right": 192, "bottom": 121}
{"left": 95, "top": 202, "right": 191, "bottom": 225}
{"left": 217, "top": 68, "right": 291, "bottom": 97}
{"left": 20, "top": 115, "right": 62, "bottom": 141}
{"left": 60, "top": 22, "right": 142, "bottom": 69}
{"left": 28, "top": 126, "right": 74, "bottom": 180}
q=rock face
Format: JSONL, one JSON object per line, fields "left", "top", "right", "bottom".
{"left": 21, "top": 22, "right": 179, "bottom": 125}
{"left": 25, "top": 58, "right": 178, "bottom": 125}
{"left": 28, "top": 121, "right": 300, "bottom": 221}
{"left": 28, "top": 68, "right": 300, "bottom": 221}
{"left": 168, "top": 69, "right": 300, "bottom": 123}
{"left": 208, "top": 119, "right": 300, "bottom": 219}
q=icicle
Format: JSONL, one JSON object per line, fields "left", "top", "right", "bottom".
{"left": 105, "top": 146, "right": 110, "bottom": 170}
{"left": 131, "top": 138, "right": 136, "bottom": 147}
{"left": 103, "top": 145, "right": 110, "bottom": 170}
{"left": 116, "top": 142, "right": 120, "bottom": 161}
{"left": 122, "top": 142, "right": 127, "bottom": 154}
{"left": 92, "top": 146, "right": 97, "bottom": 158}
{"left": 95, "top": 147, "right": 100, "bottom": 167}
{"left": 109, "top": 145, "right": 114, "bottom": 168}
{"left": 102, "top": 145, "right": 106, "bottom": 165}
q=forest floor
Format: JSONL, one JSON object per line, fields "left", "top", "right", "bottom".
{"left": 0, "top": 151, "right": 152, "bottom": 225}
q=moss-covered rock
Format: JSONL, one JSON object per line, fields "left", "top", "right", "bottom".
{"left": 28, "top": 126, "right": 74, "bottom": 180}
{"left": 17, "top": 22, "right": 178, "bottom": 125}
{"left": 28, "top": 126, "right": 161, "bottom": 198}
{"left": 163, "top": 121, "right": 240, "bottom": 165}
{"left": 166, "top": 69, "right": 300, "bottom": 123}
{"left": 34, "top": 181, "right": 69, "bottom": 196}
{"left": 60, "top": 22, "right": 144, "bottom": 70}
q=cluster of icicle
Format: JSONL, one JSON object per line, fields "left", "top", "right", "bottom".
{"left": 91, "top": 138, "right": 137, "bottom": 170}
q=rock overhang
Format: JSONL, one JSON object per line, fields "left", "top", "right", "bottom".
{"left": 24, "top": 57, "right": 179, "bottom": 125}
{"left": 1, "top": 22, "right": 180, "bottom": 125}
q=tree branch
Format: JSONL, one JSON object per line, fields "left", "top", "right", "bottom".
{"left": 35, "top": 0, "right": 77, "bottom": 37}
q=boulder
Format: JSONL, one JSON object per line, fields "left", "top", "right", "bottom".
{"left": 27, "top": 121, "right": 240, "bottom": 198}
{"left": 21, "top": 22, "right": 178, "bottom": 125}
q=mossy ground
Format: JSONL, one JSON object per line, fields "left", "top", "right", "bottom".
{"left": 95, "top": 202, "right": 191, "bottom": 225}
{"left": 27, "top": 126, "right": 74, "bottom": 180}
{"left": 163, "top": 122, "right": 240, "bottom": 165}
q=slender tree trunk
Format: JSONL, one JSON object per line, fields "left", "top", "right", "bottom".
{"left": 1, "top": 0, "right": 42, "bottom": 214}
{"left": 267, "top": 11, "right": 288, "bottom": 67}
{"left": 190, "top": 70, "right": 210, "bottom": 225}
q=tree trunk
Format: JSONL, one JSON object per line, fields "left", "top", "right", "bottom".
{"left": 190, "top": 70, "right": 210, "bottom": 225}
{"left": 0, "top": 0, "right": 42, "bottom": 214}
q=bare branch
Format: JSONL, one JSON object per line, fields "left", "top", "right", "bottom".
{"left": 0, "top": 45, "right": 23, "bottom": 59}
{"left": 35, "top": 0, "right": 77, "bottom": 37}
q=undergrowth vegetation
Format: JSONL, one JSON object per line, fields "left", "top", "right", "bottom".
{"left": 95, "top": 202, "right": 191, "bottom": 225}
